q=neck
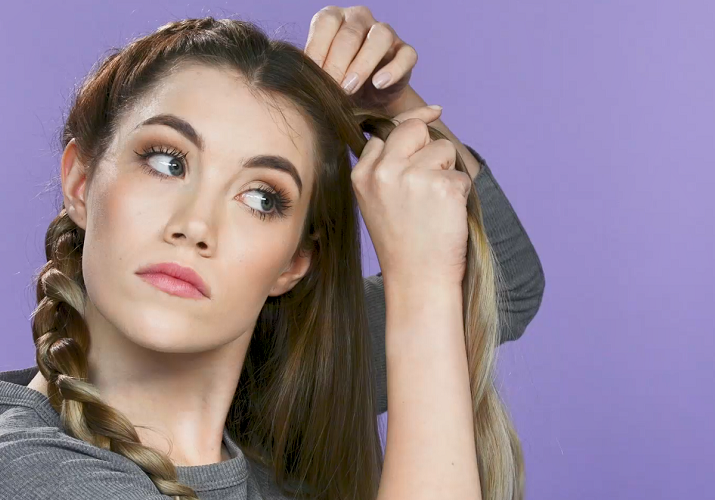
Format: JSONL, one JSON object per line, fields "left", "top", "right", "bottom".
{"left": 30, "top": 299, "right": 253, "bottom": 467}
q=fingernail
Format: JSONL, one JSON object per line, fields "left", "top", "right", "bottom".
{"left": 341, "top": 72, "right": 359, "bottom": 93}
{"left": 373, "top": 72, "right": 392, "bottom": 89}
{"left": 428, "top": 104, "right": 443, "bottom": 110}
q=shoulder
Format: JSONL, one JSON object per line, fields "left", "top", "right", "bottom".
{"left": 0, "top": 416, "right": 167, "bottom": 500}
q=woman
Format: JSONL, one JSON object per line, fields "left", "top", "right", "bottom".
{"left": 0, "top": 8, "right": 543, "bottom": 500}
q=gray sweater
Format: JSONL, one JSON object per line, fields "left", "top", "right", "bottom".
{"left": 0, "top": 145, "right": 545, "bottom": 499}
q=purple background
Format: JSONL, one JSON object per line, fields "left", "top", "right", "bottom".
{"left": 1, "top": 1, "right": 713, "bottom": 498}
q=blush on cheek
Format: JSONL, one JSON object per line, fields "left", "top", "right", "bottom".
{"left": 87, "top": 178, "right": 129, "bottom": 244}
{"left": 82, "top": 172, "right": 150, "bottom": 285}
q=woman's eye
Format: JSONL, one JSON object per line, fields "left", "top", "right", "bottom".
{"left": 241, "top": 186, "right": 291, "bottom": 221}
{"left": 134, "top": 145, "right": 188, "bottom": 178}
{"left": 135, "top": 144, "right": 289, "bottom": 221}
{"left": 242, "top": 190, "right": 276, "bottom": 214}
{"left": 146, "top": 153, "right": 185, "bottom": 177}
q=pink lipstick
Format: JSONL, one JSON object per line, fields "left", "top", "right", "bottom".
{"left": 136, "top": 262, "right": 211, "bottom": 299}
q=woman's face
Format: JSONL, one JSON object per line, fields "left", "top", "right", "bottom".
{"left": 62, "top": 62, "right": 316, "bottom": 353}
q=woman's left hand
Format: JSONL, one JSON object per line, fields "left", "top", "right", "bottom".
{"left": 304, "top": 5, "right": 417, "bottom": 110}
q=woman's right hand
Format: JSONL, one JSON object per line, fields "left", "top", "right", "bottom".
{"left": 351, "top": 106, "right": 474, "bottom": 290}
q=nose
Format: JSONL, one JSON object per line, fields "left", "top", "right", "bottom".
{"left": 168, "top": 221, "right": 212, "bottom": 253}
{"left": 164, "top": 200, "right": 217, "bottom": 256}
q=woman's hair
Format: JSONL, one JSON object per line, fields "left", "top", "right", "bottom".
{"left": 30, "top": 16, "right": 523, "bottom": 500}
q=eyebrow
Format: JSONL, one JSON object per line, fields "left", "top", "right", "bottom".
{"left": 135, "top": 113, "right": 303, "bottom": 196}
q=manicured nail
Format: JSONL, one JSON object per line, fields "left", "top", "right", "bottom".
{"left": 428, "top": 104, "right": 443, "bottom": 110}
{"left": 341, "top": 72, "right": 359, "bottom": 93}
{"left": 373, "top": 72, "right": 392, "bottom": 89}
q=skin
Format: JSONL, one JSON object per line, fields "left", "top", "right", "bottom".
{"left": 30, "top": 62, "right": 317, "bottom": 466}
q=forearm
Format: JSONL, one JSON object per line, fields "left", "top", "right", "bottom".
{"left": 377, "top": 282, "right": 481, "bottom": 500}
{"left": 385, "top": 85, "right": 482, "bottom": 180}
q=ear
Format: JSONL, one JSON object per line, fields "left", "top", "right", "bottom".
{"left": 60, "top": 139, "right": 89, "bottom": 230}
{"left": 268, "top": 246, "right": 313, "bottom": 297}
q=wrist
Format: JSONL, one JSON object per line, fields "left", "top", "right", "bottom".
{"left": 383, "top": 280, "right": 465, "bottom": 351}
{"left": 383, "top": 273, "right": 461, "bottom": 299}
{"left": 383, "top": 279, "right": 464, "bottom": 321}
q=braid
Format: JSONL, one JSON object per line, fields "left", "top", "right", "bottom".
{"left": 30, "top": 208, "right": 200, "bottom": 500}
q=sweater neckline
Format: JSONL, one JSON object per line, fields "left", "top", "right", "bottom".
{"left": 0, "top": 365, "right": 249, "bottom": 491}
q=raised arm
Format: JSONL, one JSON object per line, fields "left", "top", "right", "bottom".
{"left": 301, "top": 4, "right": 545, "bottom": 416}
{"left": 380, "top": 281, "right": 481, "bottom": 499}
{"left": 351, "top": 113, "right": 485, "bottom": 499}
{"left": 365, "top": 135, "right": 546, "bottom": 415}
{"left": 377, "top": 84, "right": 546, "bottom": 344}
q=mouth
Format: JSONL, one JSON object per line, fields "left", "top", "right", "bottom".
{"left": 135, "top": 262, "right": 211, "bottom": 299}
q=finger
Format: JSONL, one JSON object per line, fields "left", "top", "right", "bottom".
{"left": 352, "top": 135, "right": 385, "bottom": 181}
{"left": 381, "top": 117, "right": 432, "bottom": 163}
{"left": 370, "top": 43, "right": 418, "bottom": 90}
{"left": 392, "top": 105, "right": 443, "bottom": 125}
{"left": 425, "top": 169, "right": 473, "bottom": 199}
{"left": 321, "top": 17, "right": 372, "bottom": 85}
{"left": 340, "top": 22, "right": 395, "bottom": 94}
{"left": 408, "top": 138, "right": 458, "bottom": 171}
{"left": 304, "top": 7, "right": 344, "bottom": 66}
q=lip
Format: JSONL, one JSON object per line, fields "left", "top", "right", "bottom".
{"left": 135, "top": 262, "right": 211, "bottom": 299}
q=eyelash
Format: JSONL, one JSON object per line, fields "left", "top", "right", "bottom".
{"left": 133, "top": 144, "right": 293, "bottom": 221}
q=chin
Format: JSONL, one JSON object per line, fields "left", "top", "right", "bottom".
{"left": 123, "top": 308, "right": 215, "bottom": 354}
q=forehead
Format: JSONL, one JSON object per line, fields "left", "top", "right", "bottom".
{"left": 116, "top": 62, "right": 316, "bottom": 185}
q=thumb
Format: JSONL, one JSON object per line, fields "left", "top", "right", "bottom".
{"left": 353, "top": 135, "right": 385, "bottom": 181}
{"left": 392, "top": 104, "right": 443, "bottom": 125}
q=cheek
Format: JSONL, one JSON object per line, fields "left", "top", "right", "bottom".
{"left": 219, "top": 227, "right": 297, "bottom": 301}
{"left": 81, "top": 173, "right": 158, "bottom": 313}
{"left": 83, "top": 175, "right": 148, "bottom": 266}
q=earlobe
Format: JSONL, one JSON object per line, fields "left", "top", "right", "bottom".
{"left": 268, "top": 249, "right": 313, "bottom": 297}
{"left": 61, "top": 139, "right": 89, "bottom": 230}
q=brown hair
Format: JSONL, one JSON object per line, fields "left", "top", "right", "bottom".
{"left": 30, "top": 16, "right": 523, "bottom": 500}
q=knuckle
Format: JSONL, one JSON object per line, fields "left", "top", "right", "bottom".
{"left": 434, "top": 175, "right": 452, "bottom": 195}
{"left": 319, "top": 5, "right": 341, "bottom": 16}
{"left": 350, "top": 167, "right": 364, "bottom": 186}
{"left": 350, "top": 163, "right": 362, "bottom": 179}
{"left": 432, "top": 139, "right": 456, "bottom": 168}
{"left": 435, "top": 138, "right": 456, "bottom": 153}
{"left": 459, "top": 172, "right": 473, "bottom": 193}
{"left": 371, "top": 22, "right": 394, "bottom": 42}
{"left": 403, "top": 167, "right": 427, "bottom": 189}
{"left": 314, "top": 6, "right": 342, "bottom": 25}
{"left": 405, "top": 44, "right": 418, "bottom": 63}
{"left": 373, "top": 164, "right": 393, "bottom": 186}
{"left": 443, "top": 172, "right": 471, "bottom": 198}
{"left": 400, "top": 117, "right": 429, "bottom": 134}
{"left": 351, "top": 5, "right": 373, "bottom": 18}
